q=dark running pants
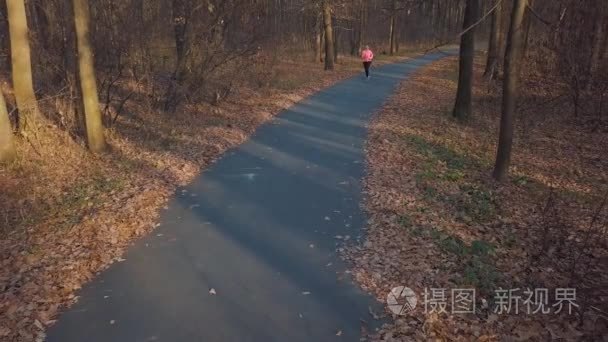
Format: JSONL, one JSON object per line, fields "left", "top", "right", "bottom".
{"left": 363, "top": 61, "right": 372, "bottom": 77}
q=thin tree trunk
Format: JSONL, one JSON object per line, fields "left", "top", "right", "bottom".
{"left": 320, "top": 29, "right": 325, "bottom": 62}
{"left": 33, "top": 1, "right": 52, "bottom": 52}
{"left": 441, "top": 0, "right": 450, "bottom": 40}
{"left": 493, "top": 0, "right": 528, "bottom": 181}
{"left": 389, "top": 15, "right": 396, "bottom": 55}
{"left": 333, "top": 23, "right": 339, "bottom": 64}
{"left": 483, "top": 1, "right": 502, "bottom": 79}
{"left": 0, "top": 91, "right": 16, "bottom": 163}
{"left": 6, "top": 0, "right": 39, "bottom": 131}
{"left": 388, "top": 0, "right": 397, "bottom": 55}
{"left": 393, "top": 15, "right": 399, "bottom": 54}
{"left": 452, "top": 0, "right": 479, "bottom": 121}
{"left": 589, "top": 5, "right": 606, "bottom": 82}
{"left": 315, "top": 14, "right": 322, "bottom": 62}
{"left": 322, "top": 1, "right": 335, "bottom": 70}
{"left": 521, "top": 0, "right": 533, "bottom": 57}
{"left": 73, "top": 0, "right": 106, "bottom": 152}
{"left": 60, "top": 0, "right": 82, "bottom": 132}
{"left": 171, "top": 0, "right": 187, "bottom": 62}
{"left": 601, "top": 23, "right": 608, "bottom": 61}
{"left": 497, "top": 1, "right": 507, "bottom": 64}
{"left": 356, "top": 0, "right": 365, "bottom": 54}
{"left": 165, "top": 0, "right": 190, "bottom": 112}
{"left": 350, "top": 22, "right": 357, "bottom": 56}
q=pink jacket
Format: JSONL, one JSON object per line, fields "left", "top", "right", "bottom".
{"left": 361, "top": 49, "right": 374, "bottom": 62}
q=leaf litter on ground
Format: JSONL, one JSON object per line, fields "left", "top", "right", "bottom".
{"left": 342, "top": 56, "right": 608, "bottom": 341}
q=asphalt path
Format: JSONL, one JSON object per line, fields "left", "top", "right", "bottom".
{"left": 47, "top": 51, "right": 451, "bottom": 342}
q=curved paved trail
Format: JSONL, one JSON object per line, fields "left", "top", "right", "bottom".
{"left": 48, "top": 52, "right": 450, "bottom": 342}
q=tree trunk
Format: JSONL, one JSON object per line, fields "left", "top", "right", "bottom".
{"left": 165, "top": 0, "right": 190, "bottom": 112}
{"left": 350, "top": 25, "right": 357, "bottom": 56}
{"left": 452, "top": 0, "right": 479, "bottom": 121}
{"left": 497, "top": 1, "right": 507, "bottom": 65}
{"left": 315, "top": 14, "right": 322, "bottom": 62}
{"left": 172, "top": 0, "right": 188, "bottom": 64}
{"left": 356, "top": 0, "right": 365, "bottom": 54}
{"left": 333, "top": 23, "right": 339, "bottom": 64}
{"left": 6, "top": 0, "right": 39, "bottom": 131}
{"left": 521, "top": 0, "right": 533, "bottom": 57}
{"left": 601, "top": 23, "right": 608, "bottom": 61}
{"left": 389, "top": 15, "right": 396, "bottom": 55}
{"left": 483, "top": 1, "right": 502, "bottom": 79}
{"left": 27, "top": 0, "right": 48, "bottom": 53}
{"left": 441, "top": 0, "right": 450, "bottom": 40}
{"left": 73, "top": 0, "right": 106, "bottom": 152}
{"left": 322, "top": 1, "right": 334, "bottom": 70}
{"left": 589, "top": 5, "right": 606, "bottom": 81}
{"left": 388, "top": 0, "right": 398, "bottom": 55}
{"left": 492, "top": 0, "right": 528, "bottom": 181}
{"left": 320, "top": 29, "right": 325, "bottom": 62}
{"left": 60, "top": 0, "right": 82, "bottom": 132}
{"left": 0, "top": 91, "right": 16, "bottom": 163}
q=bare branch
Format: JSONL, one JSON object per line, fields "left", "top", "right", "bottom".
{"left": 425, "top": 0, "right": 504, "bottom": 54}
{"left": 526, "top": 3, "right": 553, "bottom": 27}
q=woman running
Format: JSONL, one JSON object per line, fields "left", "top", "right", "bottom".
{"left": 361, "top": 45, "right": 374, "bottom": 79}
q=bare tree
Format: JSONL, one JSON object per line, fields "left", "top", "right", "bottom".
{"left": 388, "top": 0, "right": 398, "bottom": 55}
{"left": 73, "top": 0, "right": 106, "bottom": 152}
{"left": 334, "top": 17, "right": 339, "bottom": 64}
{"left": 493, "top": 0, "right": 528, "bottom": 181}
{"left": 383, "top": 0, "right": 409, "bottom": 55}
{"left": 589, "top": 1, "right": 606, "bottom": 81}
{"left": 452, "top": 0, "right": 479, "bottom": 121}
{"left": 6, "top": 0, "right": 39, "bottom": 131}
{"left": 322, "top": 0, "right": 335, "bottom": 70}
{"left": 314, "top": 12, "right": 323, "bottom": 62}
{"left": 356, "top": 0, "right": 367, "bottom": 54}
{"left": 483, "top": 0, "right": 502, "bottom": 79}
{"left": 164, "top": 0, "right": 191, "bottom": 112}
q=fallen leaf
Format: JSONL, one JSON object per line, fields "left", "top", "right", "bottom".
{"left": 368, "top": 306, "right": 382, "bottom": 320}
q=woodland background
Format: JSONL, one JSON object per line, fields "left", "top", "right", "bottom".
{"left": 0, "top": 0, "right": 607, "bottom": 341}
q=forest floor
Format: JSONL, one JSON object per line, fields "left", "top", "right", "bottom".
{"left": 342, "top": 56, "right": 608, "bottom": 340}
{"left": 0, "top": 52, "right": 412, "bottom": 341}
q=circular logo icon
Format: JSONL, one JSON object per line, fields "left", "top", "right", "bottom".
{"left": 387, "top": 286, "right": 417, "bottom": 315}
